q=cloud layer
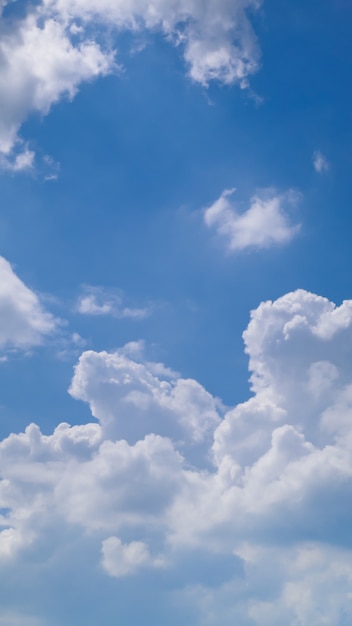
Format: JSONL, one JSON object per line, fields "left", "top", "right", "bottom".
{"left": 1, "top": 288, "right": 352, "bottom": 622}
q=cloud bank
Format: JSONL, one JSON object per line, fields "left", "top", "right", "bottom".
{"left": 1, "top": 288, "right": 352, "bottom": 622}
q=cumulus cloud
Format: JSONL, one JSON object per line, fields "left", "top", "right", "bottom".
{"left": 69, "top": 347, "right": 222, "bottom": 444}
{"left": 76, "top": 285, "right": 150, "bottom": 319}
{"left": 0, "top": 0, "right": 263, "bottom": 161}
{"left": 45, "top": 0, "right": 262, "bottom": 86}
{"left": 2, "top": 289, "right": 352, "bottom": 622}
{"left": 204, "top": 188, "right": 300, "bottom": 252}
{"left": 313, "top": 150, "right": 329, "bottom": 174}
{"left": 0, "top": 3, "right": 115, "bottom": 162}
{"left": 0, "top": 256, "right": 59, "bottom": 350}
{"left": 102, "top": 536, "right": 155, "bottom": 577}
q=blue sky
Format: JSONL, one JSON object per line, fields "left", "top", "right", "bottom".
{"left": 0, "top": 1, "right": 352, "bottom": 624}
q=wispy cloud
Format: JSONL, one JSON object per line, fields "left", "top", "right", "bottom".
{"left": 76, "top": 286, "right": 150, "bottom": 320}
{"left": 313, "top": 150, "right": 329, "bottom": 174}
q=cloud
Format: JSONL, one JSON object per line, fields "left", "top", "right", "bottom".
{"left": 69, "top": 347, "right": 222, "bottom": 444}
{"left": 0, "top": 0, "right": 263, "bottom": 161}
{"left": 76, "top": 286, "right": 150, "bottom": 319}
{"left": 0, "top": 146, "right": 35, "bottom": 172}
{"left": 313, "top": 151, "right": 329, "bottom": 174}
{"left": 0, "top": 4, "right": 115, "bottom": 160}
{"left": 45, "top": 0, "right": 262, "bottom": 86}
{"left": 0, "top": 256, "right": 59, "bottom": 350}
{"left": 101, "top": 536, "right": 156, "bottom": 577}
{"left": 2, "top": 289, "right": 352, "bottom": 622}
{"left": 204, "top": 188, "right": 300, "bottom": 252}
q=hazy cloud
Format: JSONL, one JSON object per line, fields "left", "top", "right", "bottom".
{"left": 76, "top": 286, "right": 150, "bottom": 319}
{"left": 313, "top": 151, "right": 329, "bottom": 174}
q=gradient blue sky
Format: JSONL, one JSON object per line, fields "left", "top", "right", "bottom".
{"left": 0, "top": 1, "right": 352, "bottom": 624}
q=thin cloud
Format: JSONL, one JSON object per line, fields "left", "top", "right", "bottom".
{"left": 313, "top": 150, "right": 329, "bottom": 174}
{"left": 76, "top": 286, "right": 150, "bottom": 320}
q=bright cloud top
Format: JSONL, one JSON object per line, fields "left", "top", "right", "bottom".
{"left": 0, "top": 256, "right": 59, "bottom": 350}
{"left": 204, "top": 188, "right": 300, "bottom": 252}
{"left": 1, "top": 289, "right": 352, "bottom": 622}
{"left": 76, "top": 285, "right": 150, "bottom": 319}
{"left": 0, "top": 0, "right": 263, "bottom": 162}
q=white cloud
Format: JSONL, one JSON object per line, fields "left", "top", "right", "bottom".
{"left": 2, "top": 289, "right": 352, "bottom": 622}
{"left": 69, "top": 347, "right": 222, "bottom": 444}
{"left": 45, "top": 0, "right": 262, "bottom": 86}
{"left": 76, "top": 286, "right": 150, "bottom": 319}
{"left": 0, "top": 145, "right": 35, "bottom": 172}
{"left": 313, "top": 150, "right": 329, "bottom": 174}
{"left": 101, "top": 536, "right": 152, "bottom": 577}
{"left": 0, "top": 0, "right": 263, "bottom": 160}
{"left": 204, "top": 188, "right": 300, "bottom": 252}
{"left": 0, "top": 256, "right": 59, "bottom": 350}
{"left": 0, "top": 5, "right": 115, "bottom": 160}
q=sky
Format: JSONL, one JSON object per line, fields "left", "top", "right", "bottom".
{"left": 0, "top": 0, "right": 352, "bottom": 624}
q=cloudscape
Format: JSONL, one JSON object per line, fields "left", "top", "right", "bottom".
{"left": 0, "top": 1, "right": 352, "bottom": 624}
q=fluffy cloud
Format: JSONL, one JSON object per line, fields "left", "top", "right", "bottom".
{"left": 45, "top": 0, "right": 262, "bottom": 86}
{"left": 0, "top": 5, "right": 114, "bottom": 163}
{"left": 69, "top": 346, "right": 222, "bottom": 444}
{"left": 102, "top": 536, "right": 159, "bottom": 577}
{"left": 0, "top": 0, "right": 262, "bottom": 161}
{"left": 0, "top": 256, "right": 59, "bottom": 350}
{"left": 76, "top": 285, "right": 149, "bottom": 319}
{"left": 2, "top": 289, "right": 352, "bottom": 622}
{"left": 204, "top": 188, "right": 300, "bottom": 252}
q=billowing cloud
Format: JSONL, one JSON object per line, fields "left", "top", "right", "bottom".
{"left": 0, "top": 0, "right": 263, "bottom": 162}
{"left": 0, "top": 5, "right": 114, "bottom": 164}
{"left": 204, "top": 188, "right": 300, "bottom": 252}
{"left": 0, "top": 256, "right": 59, "bottom": 350}
{"left": 69, "top": 346, "right": 222, "bottom": 443}
{"left": 313, "top": 150, "right": 329, "bottom": 174}
{"left": 76, "top": 285, "right": 150, "bottom": 319}
{"left": 2, "top": 289, "right": 352, "bottom": 622}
